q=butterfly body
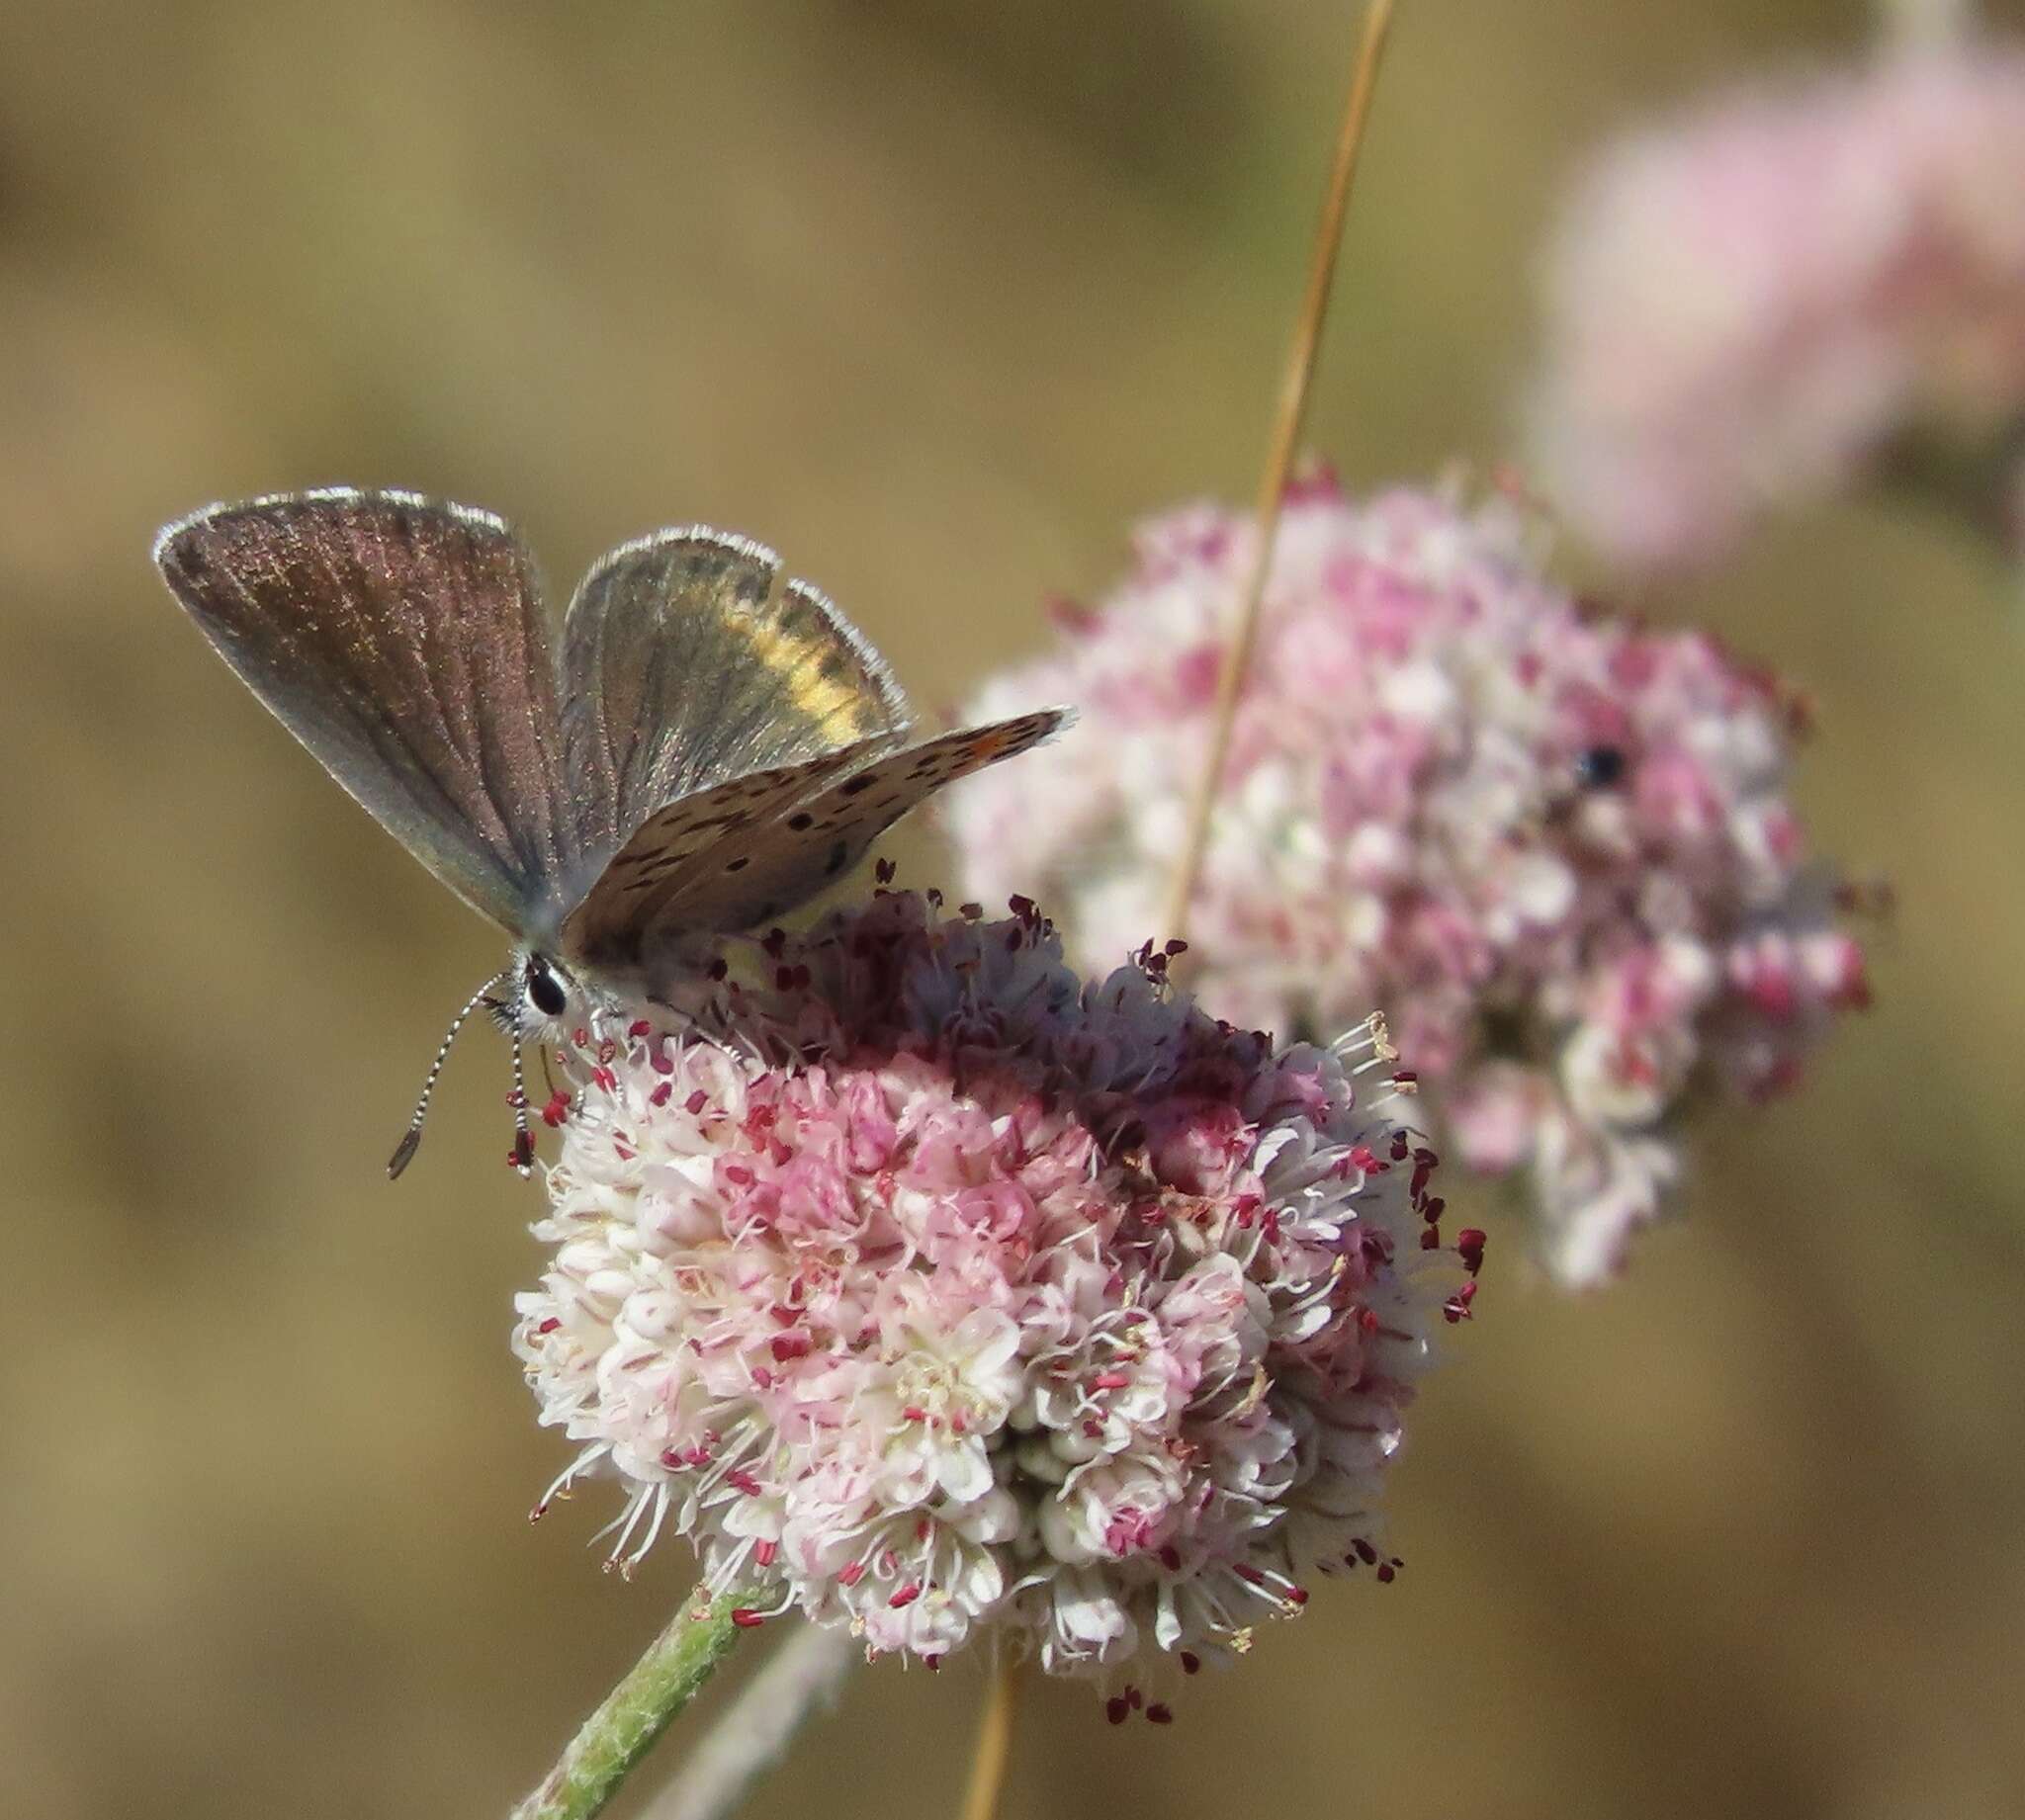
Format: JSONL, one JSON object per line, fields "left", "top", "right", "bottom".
{"left": 154, "top": 488, "right": 1070, "bottom": 1170}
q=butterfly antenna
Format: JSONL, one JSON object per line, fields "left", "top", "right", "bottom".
{"left": 510, "top": 1033, "right": 535, "bottom": 1178}
{"left": 389, "top": 969, "right": 512, "bottom": 1179}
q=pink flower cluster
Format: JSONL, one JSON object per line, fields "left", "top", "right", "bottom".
{"left": 1528, "top": 38, "right": 2025, "bottom": 568}
{"left": 513, "top": 891, "right": 1475, "bottom": 1688}
{"left": 946, "top": 479, "right": 1870, "bottom": 1285}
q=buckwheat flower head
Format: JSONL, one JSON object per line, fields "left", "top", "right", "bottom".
{"left": 1528, "top": 38, "right": 2025, "bottom": 568}
{"left": 512, "top": 890, "right": 1474, "bottom": 1689}
{"left": 945, "top": 477, "right": 1871, "bottom": 1285}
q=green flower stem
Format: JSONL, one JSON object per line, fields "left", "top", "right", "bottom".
{"left": 643, "top": 1623, "right": 858, "bottom": 1820}
{"left": 511, "top": 1586, "right": 768, "bottom": 1820}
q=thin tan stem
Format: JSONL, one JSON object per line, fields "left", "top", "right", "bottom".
{"left": 955, "top": 1659, "right": 1023, "bottom": 1820}
{"left": 1160, "top": 0, "right": 1397, "bottom": 945}
{"left": 1875, "top": 0, "right": 1974, "bottom": 47}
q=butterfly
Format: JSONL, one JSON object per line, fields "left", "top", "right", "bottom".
{"left": 153, "top": 487, "right": 1070, "bottom": 1176}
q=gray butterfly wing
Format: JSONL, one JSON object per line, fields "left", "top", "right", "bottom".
{"left": 560, "top": 530, "right": 912, "bottom": 869}
{"left": 558, "top": 738, "right": 895, "bottom": 967}
{"left": 632, "top": 708, "right": 1074, "bottom": 940}
{"left": 153, "top": 489, "right": 573, "bottom": 934}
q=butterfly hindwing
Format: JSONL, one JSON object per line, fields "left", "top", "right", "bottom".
{"left": 153, "top": 489, "right": 572, "bottom": 934}
{"left": 558, "top": 738, "right": 898, "bottom": 966}
{"left": 638, "top": 708, "right": 1074, "bottom": 939}
{"left": 560, "top": 531, "right": 912, "bottom": 871}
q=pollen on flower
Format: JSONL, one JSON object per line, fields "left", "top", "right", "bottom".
{"left": 511, "top": 891, "right": 1471, "bottom": 1684}
{"left": 942, "top": 476, "right": 1873, "bottom": 1286}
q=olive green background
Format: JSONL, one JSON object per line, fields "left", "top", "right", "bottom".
{"left": 3, "top": 3, "right": 2021, "bottom": 1816}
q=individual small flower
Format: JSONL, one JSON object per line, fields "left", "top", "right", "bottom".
{"left": 513, "top": 890, "right": 1474, "bottom": 1690}
{"left": 1528, "top": 36, "right": 2025, "bottom": 568}
{"left": 944, "top": 476, "right": 1871, "bottom": 1285}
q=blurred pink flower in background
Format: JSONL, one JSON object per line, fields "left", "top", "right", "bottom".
{"left": 514, "top": 891, "right": 1474, "bottom": 1694}
{"left": 945, "top": 478, "right": 1871, "bottom": 1286}
{"left": 1528, "top": 36, "right": 2025, "bottom": 568}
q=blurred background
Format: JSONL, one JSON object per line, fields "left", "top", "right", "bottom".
{"left": 3, "top": 2, "right": 2022, "bottom": 1816}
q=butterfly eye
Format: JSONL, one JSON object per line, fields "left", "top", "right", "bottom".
{"left": 525, "top": 957, "right": 569, "bottom": 1018}
{"left": 1574, "top": 744, "right": 1628, "bottom": 789}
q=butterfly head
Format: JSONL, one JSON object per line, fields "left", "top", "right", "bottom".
{"left": 387, "top": 950, "right": 584, "bottom": 1182}
{"left": 512, "top": 949, "right": 582, "bottom": 1042}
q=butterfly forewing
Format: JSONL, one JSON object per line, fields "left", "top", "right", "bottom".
{"left": 561, "top": 533, "right": 912, "bottom": 874}
{"left": 635, "top": 708, "right": 1073, "bottom": 939}
{"left": 154, "top": 490, "right": 572, "bottom": 933}
{"left": 158, "top": 494, "right": 1067, "bottom": 985}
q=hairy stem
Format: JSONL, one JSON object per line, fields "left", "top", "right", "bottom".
{"left": 641, "top": 1623, "right": 858, "bottom": 1820}
{"left": 510, "top": 1586, "right": 766, "bottom": 1820}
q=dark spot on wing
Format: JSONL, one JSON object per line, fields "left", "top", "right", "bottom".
{"left": 839, "top": 774, "right": 877, "bottom": 797}
{"left": 787, "top": 812, "right": 814, "bottom": 830}
{"left": 825, "top": 839, "right": 849, "bottom": 876}
{"left": 726, "top": 856, "right": 750, "bottom": 872}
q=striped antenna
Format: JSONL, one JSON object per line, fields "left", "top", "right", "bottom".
{"left": 509, "top": 1032, "right": 535, "bottom": 1177}
{"left": 388, "top": 968, "right": 512, "bottom": 1179}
